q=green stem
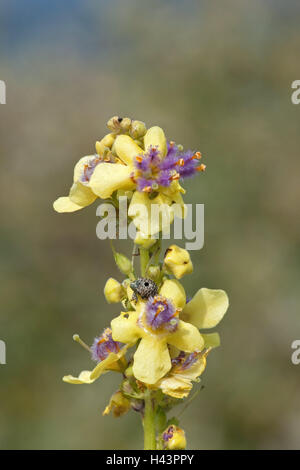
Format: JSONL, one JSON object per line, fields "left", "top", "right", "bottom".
{"left": 143, "top": 389, "right": 156, "bottom": 450}
{"left": 154, "top": 239, "right": 161, "bottom": 265}
{"left": 140, "top": 248, "right": 149, "bottom": 277}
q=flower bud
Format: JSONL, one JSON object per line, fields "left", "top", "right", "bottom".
{"left": 144, "top": 126, "right": 167, "bottom": 157}
{"left": 130, "top": 120, "right": 147, "bottom": 139}
{"left": 107, "top": 116, "right": 132, "bottom": 134}
{"left": 103, "top": 391, "right": 131, "bottom": 417}
{"left": 107, "top": 116, "right": 122, "bottom": 133}
{"left": 164, "top": 245, "right": 193, "bottom": 279}
{"left": 119, "top": 117, "right": 132, "bottom": 132}
{"left": 113, "top": 252, "right": 133, "bottom": 277}
{"left": 104, "top": 277, "right": 125, "bottom": 303}
{"left": 147, "top": 265, "right": 161, "bottom": 283}
{"left": 95, "top": 133, "right": 116, "bottom": 155}
{"left": 162, "top": 425, "right": 187, "bottom": 450}
{"left": 124, "top": 365, "right": 134, "bottom": 379}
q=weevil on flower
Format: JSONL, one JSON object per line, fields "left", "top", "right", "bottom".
{"left": 130, "top": 277, "right": 158, "bottom": 303}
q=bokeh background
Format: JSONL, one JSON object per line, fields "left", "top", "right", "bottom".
{"left": 1, "top": 0, "right": 300, "bottom": 449}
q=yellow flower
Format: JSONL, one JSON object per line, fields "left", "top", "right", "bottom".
{"left": 53, "top": 122, "right": 190, "bottom": 234}
{"left": 126, "top": 277, "right": 225, "bottom": 348}
{"left": 104, "top": 278, "right": 125, "bottom": 303}
{"left": 103, "top": 391, "right": 131, "bottom": 417}
{"left": 153, "top": 349, "right": 209, "bottom": 399}
{"left": 53, "top": 131, "right": 136, "bottom": 213}
{"left": 53, "top": 155, "right": 98, "bottom": 213}
{"left": 162, "top": 425, "right": 187, "bottom": 450}
{"left": 111, "top": 297, "right": 204, "bottom": 385}
{"left": 164, "top": 245, "right": 193, "bottom": 279}
{"left": 63, "top": 329, "right": 129, "bottom": 384}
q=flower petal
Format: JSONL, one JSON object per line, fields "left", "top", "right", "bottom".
{"left": 202, "top": 332, "right": 220, "bottom": 349}
{"left": 168, "top": 320, "right": 204, "bottom": 352}
{"left": 53, "top": 196, "right": 85, "bottom": 213}
{"left": 159, "top": 279, "right": 186, "bottom": 309}
{"left": 128, "top": 191, "right": 175, "bottom": 237}
{"left": 114, "top": 135, "right": 143, "bottom": 166}
{"left": 160, "top": 183, "right": 186, "bottom": 218}
{"left": 90, "top": 345, "right": 129, "bottom": 381}
{"left": 133, "top": 336, "right": 171, "bottom": 384}
{"left": 156, "top": 376, "right": 191, "bottom": 399}
{"left": 69, "top": 181, "right": 97, "bottom": 206}
{"left": 73, "top": 155, "right": 95, "bottom": 182}
{"left": 181, "top": 288, "right": 229, "bottom": 329}
{"left": 128, "top": 191, "right": 152, "bottom": 235}
{"left": 62, "top": 370, "right": 96, "bottom": 384}
{"left": 89, "top": 163, "right": 135, "bottom": 199}
{"left": 176, "top": 354, "right": 207, "bottom": 382}
{"left": 144, "top": 126, "right": 167, "bottom": 158}
{"left": 111, "top": 311, "right": 141, "bottom": 344}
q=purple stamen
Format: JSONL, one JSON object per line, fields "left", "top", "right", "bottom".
{"left": 180, "top": 352, "right": 199, "bottom": 370}
{"left": 133, "top": 142, "right": 203, "bottom": 192}
{"left": 91, "top": 328, "right": 123, "bottom": 362}
{"left": 172, "top": 351, "right": 201, "bottom": 371}
{"left": 144, "top": 295, "right": 179, "bottom": 333}
{"left": 171, "top": 351, "right": 185, "bottom": 367}
{"left": 79, "top": 155, "right": 102, "bottom": 184}
{"left": 162, "top": 425, "right": 175, "bottom": 442}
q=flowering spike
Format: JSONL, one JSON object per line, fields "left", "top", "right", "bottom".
{"left": 57, "top": 115, "right": 228, "bottom": 451}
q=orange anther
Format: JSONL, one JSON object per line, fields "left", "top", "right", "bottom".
{"left": 154, "top": 305, "right": 165, "bottom": 319}
{"left": 197, "top": 164, "right": 206, "bottom": 172}
{"left": 97, "top": 338, "right": 106, "bottom": 345}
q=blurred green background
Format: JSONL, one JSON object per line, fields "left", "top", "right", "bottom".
{"left": 1, "top": 0, "right": 300, "bottom": 449}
